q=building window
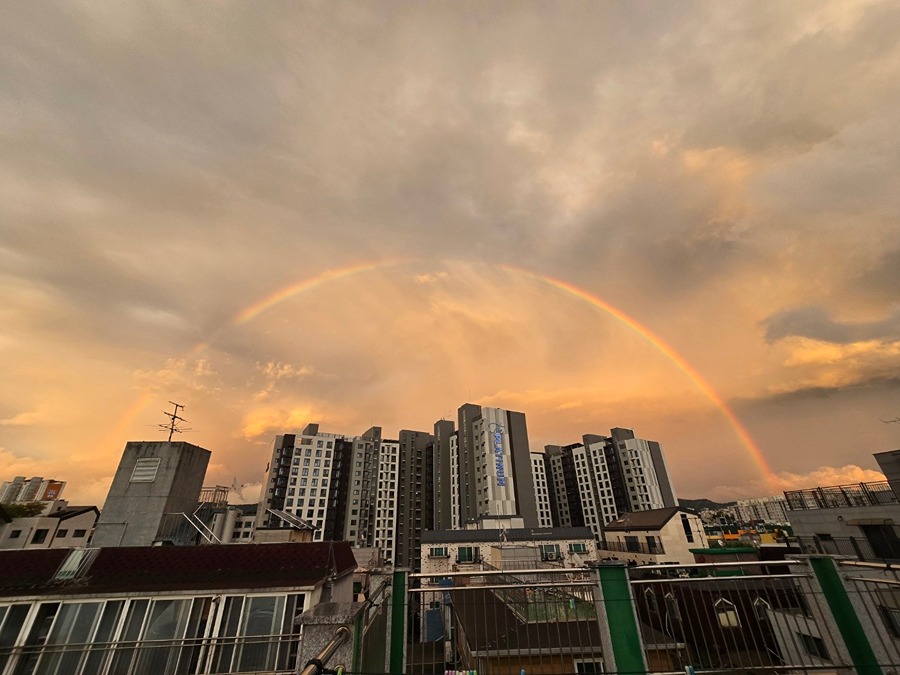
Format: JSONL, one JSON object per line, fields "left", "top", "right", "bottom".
{"left": 665, "top": 593, "right": 681, "bottom": 622}
{"left": 130, "top": 458, "right": 161, "bottom": 483}
{"left": 798, "top": 632, "right": 830, "bottom": 660}
{"left": 31, "top": 529, "right": 49, "bottom": 545}
{"left": 753, "top": 597, "right": 771, "bottom": 621}
{"left": 457, "top": 547, "right": 479, "bottom": 563}
{"left": 429, "top": 547, "right": 449, "bottom": 558}
{"left": 574, "top": 660, "right": 604, "bottom": 674}
{"left": 10, "top": 529, "right": 21, "bottom": 538}
{"left": 541, "top": 544, "right": 561, "bottom": 561}
{"left": 57, "top": 529, "right": 68, "bottom": 538}
{"left": 681, "top": 513, "right": 695, "bottom": 543}
{"left": 715, "top": 599, "right": 740, "bottom": 628}
{"left": 73, "top": 529, "right": 87, "bottom": 538}
{"left": 880, "top": 605, "right": 900, "bottom": 638}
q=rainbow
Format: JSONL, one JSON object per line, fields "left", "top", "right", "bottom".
{"left": 231, "top": 260, "right": 405, "bottom": 327}
{"left": 117, "top": 259, "right": 775, "bottom": 489}
{"left": 498, "top": 264, "right": 777, "bottom": 488}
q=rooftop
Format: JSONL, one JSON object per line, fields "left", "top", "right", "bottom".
{"left": 422, "top": 526, "right": 594, "bottom": 544}
{"left": 0, "top": 541, "right": 356, "bottom": 597}
{"left": 604, "top": 506, "right": 694, "bottom": 531}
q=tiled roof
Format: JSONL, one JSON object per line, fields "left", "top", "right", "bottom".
{"left": 0, "top": 549, "right": 70, "bottom": 592}
{"left": 422, "top": 526, "right": 594, "bottom": 544}
{"left": 604, "top": 507, "right": 694, "bottom": 531}
{"left": 0, "top": 541, "right": 356, "bottom": 597}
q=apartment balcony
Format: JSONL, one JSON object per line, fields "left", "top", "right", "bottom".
{"left": 599, "top": 539, "right": 666, "bottom": 555}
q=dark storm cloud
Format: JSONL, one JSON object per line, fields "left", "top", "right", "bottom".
{"left": 763, "top": 305, "right": 900, "bottom": 344}
{"left": 739, "top": 375, "right": 900, "bottom": 407}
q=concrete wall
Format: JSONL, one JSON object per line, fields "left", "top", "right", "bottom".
{"left": 93, "top": 441, "right": 210, "bottom": 547}
{"left": 419, "top": 535, "right": 597, "bottom": 578}
{"left": 789, "top": 503, "right": 900, "bottom": 540}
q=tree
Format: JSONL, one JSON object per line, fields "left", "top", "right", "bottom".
{"left": 0, "top": 502, "right": 45, "bottom": 518}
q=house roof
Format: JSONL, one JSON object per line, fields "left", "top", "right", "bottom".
{"left": 422, "top": 526, "right": 594, "bottom": 544}
{"left": 604, "top": 507, "right": 696, "bottom": 532}
{"left": 0, "top": 541, "right": 356, "bottom": 597}
{"left": 46, "top": 506, "right": 100, "bottom": 521}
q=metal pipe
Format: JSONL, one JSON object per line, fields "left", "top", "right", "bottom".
{"left": 299, "top": 625, "right": 352, "bottom": 675}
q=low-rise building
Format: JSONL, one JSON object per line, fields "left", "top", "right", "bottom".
{"left": 420, "top": 526, "right": 597, "bottom": 577}
{"left": 0, "top": 505, "right": 99, "bottom": 550}
{"left": 600, "top": 506, "right": 707, "bottom": 564}
{"left": 0, "top": 541, "right": 357, "bottom": 674}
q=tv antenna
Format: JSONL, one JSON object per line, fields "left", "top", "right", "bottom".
{"left": 159, "top": 401, "right": 191, "bottom": 441}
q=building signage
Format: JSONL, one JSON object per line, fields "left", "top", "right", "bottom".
{"left": 489, "top": 423, "right": 507, "bottom": 487}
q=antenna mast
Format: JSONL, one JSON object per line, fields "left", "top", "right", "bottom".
{"left": 159, "top": 401, "right": 190, "bottom": 441}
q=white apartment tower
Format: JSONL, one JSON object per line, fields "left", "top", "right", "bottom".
{"left": 541, "top": 428, "right": 678, "bottom": 540}
{"left": 257, "top": 425, "right": 343, "bottom": 542}
{"left": 531, "top": 452, "right": 554, "bottom": 528}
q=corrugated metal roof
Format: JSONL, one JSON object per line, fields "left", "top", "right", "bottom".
{"left": 422, "top": 526, "right": 594, "bottom": 544}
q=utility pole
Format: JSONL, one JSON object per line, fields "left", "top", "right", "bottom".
{"left": 159, "top": 401, "right": 190, "bottom": 441}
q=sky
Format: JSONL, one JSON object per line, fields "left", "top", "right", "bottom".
{"left": 1, "top": 1, "right": 899, "bottom": 506}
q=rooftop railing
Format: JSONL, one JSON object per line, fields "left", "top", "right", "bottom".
{"left": 784, "top": 480, "right": 898, "bottom": 510}
{"left": 397, "top": 559, "right": 895, "bottom": 674}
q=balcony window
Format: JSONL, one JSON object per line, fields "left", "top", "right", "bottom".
{"left": 428, "top": 547, "right": 449, "bottom": 558}
{"left": 457, "top": 546, "right": 479, "bottom": 563}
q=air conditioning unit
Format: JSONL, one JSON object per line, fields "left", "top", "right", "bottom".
{"left": 545, "top": 552, "right": 559, "bottom": 561}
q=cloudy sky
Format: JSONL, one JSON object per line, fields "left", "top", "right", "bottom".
{"left": 2, "top": 1, "right": 899, "bottom": 506}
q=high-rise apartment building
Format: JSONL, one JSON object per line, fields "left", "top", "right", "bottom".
{"left": 395, "top": 429, "right": 435, "bottom": 569}
{"left": 541, "top": 428, "right": 678, "bottom": 540}
{"left": 431, "top": 404, "right": 539, "bottom": 529}
{"left": 0, "top": 477, "right": 66, "bottom": 505}
{"left": 531, "top": 452, "right": 554, "bottom": 528}
{"left": 258, "top": 423, "right": 432, "bottom": 565}
{"left": 256, "top": 424, "right": 347, "bottom": 542}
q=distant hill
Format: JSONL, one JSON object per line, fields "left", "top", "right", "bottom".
{"left": 679, "top": 498, "right": 736, "bottom": 511}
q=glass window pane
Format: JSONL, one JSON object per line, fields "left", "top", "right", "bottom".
{"left": 82, "top": 601, "right": 124, "bottom": 674}
{"left": 108, "top": 599, "right": 148, "bottom": 675}
{"left": 134, "top": 599, "right": 191, "bottom": 674}
{"left": 0, "top": 605, "right": 31, "bottom": 672}
{"left": 175, "top": 597, "right": 213, "bottom": 675}
{"left": 14, "top": 603, "right": 59, "bottom": 675}
{"left": 211, "top": 597, "right": 243, "bottom": 673}
{"left": 36, "top": 602, "right": 101, "bottom": 675}
{"left": 236, "top": 596, "right": 284, "bottom": 672}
